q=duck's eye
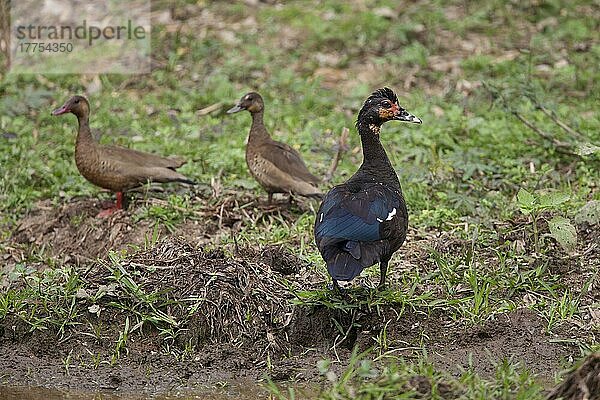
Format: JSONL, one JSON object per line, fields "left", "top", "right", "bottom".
{"left": 381, "top": 100, "right": 391, "bottom": 108}
{"left": 74, "top": 99, "right": 80, "bottom": 104}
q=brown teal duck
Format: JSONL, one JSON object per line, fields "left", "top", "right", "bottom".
{"left": 227, "top": 92, "right": 321, "bottom": 203}
{"left": 52, "top": 95, "right": 193, "bottom": 217}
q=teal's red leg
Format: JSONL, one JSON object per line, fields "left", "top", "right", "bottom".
{"left": 97, "top": 192, "right": 124, "bottom": 218}
{"left": 115, "top": 192, "right": 123, "bottom": 209}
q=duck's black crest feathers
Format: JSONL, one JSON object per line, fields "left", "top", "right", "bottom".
{"left": 356, "top": 87, "right": 399, "bottom": 128}
{"left": 371, "top": 87, "right": 398, "bottom": 104}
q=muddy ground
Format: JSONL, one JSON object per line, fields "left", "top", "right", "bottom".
{"left": 1, "top": 195, "right": 598, "bottom": 397}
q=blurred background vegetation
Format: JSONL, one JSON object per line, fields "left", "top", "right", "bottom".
{"left": 0, "top": 0, "right": 598, "bottom": 228}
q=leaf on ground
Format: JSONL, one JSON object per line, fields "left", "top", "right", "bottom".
{"left": 574, "top": 200, "right": 600, "bottom": 225}
{"left": 517, "top": 188, "right": 535, "bottom": 213}
{"left": 539, "top": 192, "right": 570, "bottom": 209}
{"left": 548, "top": 216, "right": 577, "bottom": 252}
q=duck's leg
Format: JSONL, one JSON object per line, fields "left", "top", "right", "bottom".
{"left": 328, "top": 279, "right": 342, "bottom": 292}
{"left": 378, "top": 258, "right": 389, "bottom": 288}
{"left": 115, "top": 192, "right": 124, "bottom": 209}
{"left": 328, "top": 279, "right": 351, "bottom": 300}
{"left": 333, "top": 279, "right": 340, "bottom": 291}
{"left": 267, "top": 192, "right": 273, "bottom": 204}
{"left": 97, "top": 192, "right": 124, "bottom": 218}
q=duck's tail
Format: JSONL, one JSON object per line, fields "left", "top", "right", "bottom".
{"left": 147, "top": 168, "right": 195, "bottom": 185}
{"left": 320, "top": 240, "right": 384, "bottom": 282}
{"left": 326, "top": 251, "right": 365, "bottom": 281}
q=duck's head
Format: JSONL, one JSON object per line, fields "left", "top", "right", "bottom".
{"left": 52, "top": 95, "right": 90, "bottom": 119}
{"left": 357, "top": 88, "right": 421, "bottom": 132}
{"left": 227, "top": 92, "right": 264, "bottom": 114}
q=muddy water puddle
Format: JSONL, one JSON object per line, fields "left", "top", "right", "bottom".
{"left": 0, "top": 382, "right": 271, "bottom": 400}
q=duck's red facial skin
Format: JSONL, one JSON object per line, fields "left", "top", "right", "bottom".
{"left": 377, "top": 102, "right": 398, "bottom": 120}
{"left": 357, "top": 88, "right": 421, "bottom": 130}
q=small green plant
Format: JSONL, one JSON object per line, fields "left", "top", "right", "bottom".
{"left": 86, "top": 350, "right": 102, "bottom": 369}
{"left": 112, "top": 316, "right": 130, "bottom": 365}
{"left": 544, "top": 289, "right": 580, "bottom": 331}
{"left": 372, "top": 320, "right": 390, "bottom": 358}
{"left": 62, "top": 349, "right": 74, "bottom": 376}
{"left": 464, "top": 264, "right": 492, "bottom": 321}
{"left": 516, "top": 188, "right": 576, "bottom": 253}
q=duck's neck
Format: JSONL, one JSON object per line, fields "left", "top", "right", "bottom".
{"left": 249, "top": 111, "right": 270, "bottom": 142}
{"left": 75, "top": 113, "right": 94, "bottom": 145}
{"left": 353, "top": 121, "right": 399, "bottom": 186}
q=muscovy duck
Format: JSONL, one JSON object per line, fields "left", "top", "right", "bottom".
{"left": 314, "top": 88, "right": 421, "bottom": 289}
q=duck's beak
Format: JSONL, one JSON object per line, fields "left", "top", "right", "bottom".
{"left": 393, "top": 109, "right": 421, "bottom": 124}
{"left": 226, "top": 104, "right": 244, "bottom": 114}
{"left": 52, "top": 104, "right": 70, "bottom": 116}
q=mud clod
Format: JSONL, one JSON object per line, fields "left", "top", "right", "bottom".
{"left": 260, "top": 245, "right": 301, "bottom": 276}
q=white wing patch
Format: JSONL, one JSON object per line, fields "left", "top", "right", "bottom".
{"left": 377, "top": 208, "right": 397, "bottom": 223}
{"left": 319, "top": 213, "right": 324, "bottom": 222}
{"left": 386, "top": 208, "right": 397, "bottom": 221}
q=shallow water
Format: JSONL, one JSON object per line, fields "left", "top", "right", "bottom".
{"left": 0, "top": 383, "right": 270, "bottom": 400}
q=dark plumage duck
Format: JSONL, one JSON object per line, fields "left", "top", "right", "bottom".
{"left": 52, "top": 95, "right": 193, "bottom": 217}
{"left": 227, "top": 92, "right": 321, "bottom": 203}
{"left": 314, "top": 88, "right": 421, "bottom": 289}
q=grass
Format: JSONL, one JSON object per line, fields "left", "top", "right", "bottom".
{"left": 265, "top": 347, "right": 546, "bottom": 399}
{"left": 1, "top": 0, "right": 599, "bottom": 397}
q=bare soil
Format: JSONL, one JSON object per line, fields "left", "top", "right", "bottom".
{"left": 1, "top": 197, "right": 597, "bottom": 396}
